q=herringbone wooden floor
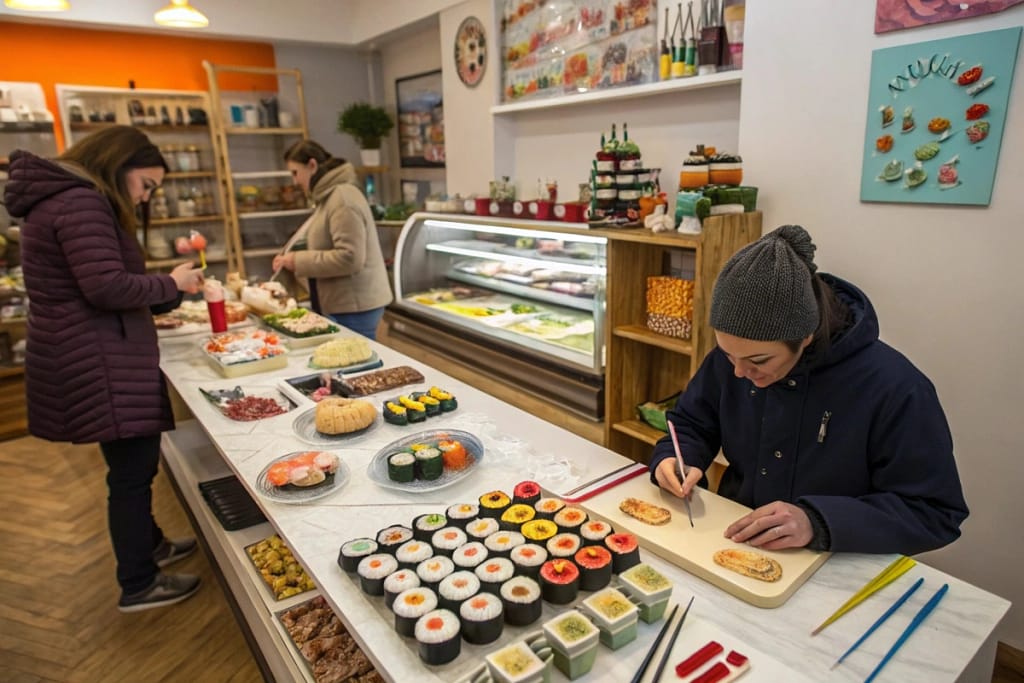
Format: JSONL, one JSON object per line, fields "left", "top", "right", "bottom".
{"left": 0, "top": 435, "right": 262, "bottom": 683}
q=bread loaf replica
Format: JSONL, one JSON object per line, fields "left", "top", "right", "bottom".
{"left": 314, "top": 397, "right": 377, "bottom": 435}
{"left": 712, "top": 549, "right": 783, "bottom": 582}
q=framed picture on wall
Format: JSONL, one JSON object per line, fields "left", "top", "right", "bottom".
{"left": 396, "top": 70, "right": 445, "bottom": 168}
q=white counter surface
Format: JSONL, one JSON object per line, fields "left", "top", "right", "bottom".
{"left": 160, "top": 328, "right": 1010, "bottom": 683}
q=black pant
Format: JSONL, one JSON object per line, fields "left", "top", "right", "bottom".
{"left": 100, "top": 435, "right": 165, "bottom": 594}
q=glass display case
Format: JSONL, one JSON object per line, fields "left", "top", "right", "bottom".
{"left": 388, "top": 213, "right": 608, "bottom": 418}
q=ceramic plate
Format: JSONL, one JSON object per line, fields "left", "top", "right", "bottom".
{"left": 291, "top": 406, "right": 382, "bottom": 446}
{"left": 307, "top": 351, "right": 383, "bottom": 373}
{"left": 366, "top": 429, "right": 483, "bottom": 492}
{"left": 199, "top": 386, "right": 296, "bottom": 421}
{"left": 255, "top": 451, "right": 350, "bottom": 504}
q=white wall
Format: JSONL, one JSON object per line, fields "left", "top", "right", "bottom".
{"left": 741, "top": 1, "right": 1024, "bottom": 648}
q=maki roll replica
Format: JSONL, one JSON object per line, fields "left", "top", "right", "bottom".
{"left": 479, "top": 490, "right": 512, "bottom": 519}
{"left": 386, "top": 452, "right": 415, "bottom": 482}
{"left": 605, "top": 532, "right": 641, "bottom": 573}
{"left": 412, "top": 392, "right": 442, "bottom": 417}
{"left": 393, "top": 586, "right": 438, "bottom": 637}
{"left": 579, "top": 520, "right": 613, "bottom": 547}
{"left": 414, "top": 446, "right": 444, "bottom": 481}
{"left": 452, "top": 541, "right": 489, "bottom": 570}
{"left": 475, "top": 557, "right": 516, "bottom": 595}
{"left": 397, "top": 395, "right": 428, "bottom": 423}
{"left": 534, "top": 497, "right": 565, "bottom": 520}
{"left": 338, "top": 538, "right": 378, "bottom": 573}
{"left": 618, "top": 563, "right": 673, "bottom": 624}
{"left": 416, "top": 555, "right": 456, "bottom": 590}
{"left": 385, "top": 388, "right": 457, "bottom": 424}
{"left": 540, "top": 559, "right": 581, "bottom": 605}
{"left": 581, "top": 588, "right": 639, "bottom": 650}
{"left": 466, "top": 517, "right": 501, "bottom": 541}
{"left": 438, "top": 438, "right": 471, "bottom": 471}
{"left": 377, "top": 526, "right": 414, "bottom": 555}
{"left": 427, "top": 386, "right": 458, "bottom": 411}
{"left": 547, "top": 533, "right": 582, "bottom": 559}
{"left": 543, "top": 610, "right": 600, "bottom": 680}
{"left": 484, "top": 531, "right": 526, "bottom": 559}
{"left": 500, "top": 576, "right": 543, "bottom": 626}
{"left": 414, "top": 609, "right": 462, "bottom": 665}
{"left": 438, "top": 570, "right": 481, "bottom": 613}
{"left": 510, "top": 543, "right": 548, "bottom": 581}
{"left": 460, "top": 592, "right": 505, "bottom": 645}
{"left": 413, "top": 513, "right": 448, "bottom": 542}
{"left": 574, "top": 546, "right": 613, "bottom": 592}
{"left": 395, "top": 540, "right": 434, "bottom": 570}
{"left": 382, "top": 400, "right": 410, "bottom": 426}
{"left": 512, "top": 480, "right": 542, "bottom": 507}
{"left": 357, "top": 553, "right": 398, "bottom": 595}
{"left": 446, "top": 503, "right": 479, "bottom": 529}
{"left": 521, "top": 519, "right": 558, "bottom": 544}
{"left": 553, "top": 506, "right": 588, "bottom": 534}
{"left": 431, "top": 527, "right": 468, "bottom": 557}
{"left": 500, "top": 504, "right": 536, "bottom": 530}
{"left": 383, "top": 569, "right": 421, "bottom": 609}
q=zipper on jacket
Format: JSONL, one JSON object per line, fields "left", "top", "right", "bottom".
{"left": 817, "top": 411, "right": 832, "bottom": 443}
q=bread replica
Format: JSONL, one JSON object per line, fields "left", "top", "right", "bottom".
{"left": 314, "top": 397, "right": 377, "bottom": 435}
{"left": 619, "top": 497, "right": 672, "bottom": 526}
{"left": 312, "top": 337, "right": 373, "bottom": 368}
{"left": 343, "top": 366, "right": 426, "bottom": 396}
{"left": 242, "top": 282, "right": 297, "bottom": 315}
{"left": 712, "top": 549, "right": 783, "bottom": 583}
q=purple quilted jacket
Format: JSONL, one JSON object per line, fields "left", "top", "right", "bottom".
{"left": 4, "top": 151, "right": 179, "bottom": 444}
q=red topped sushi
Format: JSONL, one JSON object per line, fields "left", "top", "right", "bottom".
{"left": 513, "top": 480, "right": 542, "bottom": 507}
{"left": 605, "top": 532, "right": 640, "bottom": 573}
{"left": 540, "top": 559, "right": 580, "bottom": 605}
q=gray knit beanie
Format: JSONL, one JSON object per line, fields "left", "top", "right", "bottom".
{"left": 709, "top": 224, "right": 819, "bottom": 341}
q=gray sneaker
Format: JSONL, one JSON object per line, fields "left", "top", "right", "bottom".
{"left": 153, "top": 537, "right": 197, "bottom": 568}
{"left": 118, "top": 573, "right": 201, "bottom": 613}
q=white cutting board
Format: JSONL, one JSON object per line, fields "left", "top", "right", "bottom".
{"left": 570, "top": 475, "right": 830, "bottom": 608}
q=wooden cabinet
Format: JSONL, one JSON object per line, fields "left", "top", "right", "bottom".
{"left": 604, "top": 212, "right": 762, "bottom": 462}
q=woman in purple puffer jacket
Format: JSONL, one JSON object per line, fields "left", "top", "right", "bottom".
{"left": 4, "top": 126, "right": 206, "bottom": 612}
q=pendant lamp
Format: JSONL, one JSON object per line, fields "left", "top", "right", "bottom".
{"left": 3, "top": 0, "right": 70, "bottom": 10}
{"left": 154, "top": 0, "right": 209, "bottom": 28}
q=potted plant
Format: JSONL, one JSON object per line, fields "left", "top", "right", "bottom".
{"left": 338, "top": 102, "right": 394, "bottom": 167}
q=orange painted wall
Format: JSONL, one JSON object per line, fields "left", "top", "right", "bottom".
{"left": 1, "top": 21, "right": 278, "bottom": 149}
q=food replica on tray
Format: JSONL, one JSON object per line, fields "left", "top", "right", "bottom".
{"left": 199, "top": 385, "right": 293, "bottom": 421}
{"left": 262, "top": 308, "right": 341, "bottom": 347}
{"left": 278, "top": 595, "right": 384, "bottom": 682}
{"left": 203, "top": 329, "right": 288, "bottom": 377}
{"left": 385, "top": 434, "right": 473, "bottom": 483}
{"left": 673, "top": 143, "right": 758, "bottom": 234}
{"left": 588, "top": 122, "right": 662, "bottom": 227}
{"left": 245, "top": 533, "right": 316, "bottom": 600}
{"left": 309, "top": 337, "right": 373, "bottom": 369}
{"left": 154, "top": 299, "right": 249, "bottom": 335}
{"left": 266, "top": 450, "right": 341, "bottom": 489}
{"left": 383, "top": 386, "right": 458, "bottom": 425}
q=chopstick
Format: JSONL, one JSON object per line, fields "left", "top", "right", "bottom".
{"left": 864, "top": 583, "right": 949, "bottom": 683}
{"left": 650, "top": 596, "right": 694, "bottom": 682}
{"left": 562, "top": 462, "right": 640, "bottom": 497}
{"left": 666, "top": 422, "right": 694, "bottom": 527}
{"left": 830, "top": 576, "right": 924, "bottom": 669}
{"left": 811, "top": 555, "right": 916, "bottom": 635}
{"left": 629, "top": 603, "right": 680, "bottom": 683}
{"left": 562, "top": 465, "right": 648, "bottom": 504}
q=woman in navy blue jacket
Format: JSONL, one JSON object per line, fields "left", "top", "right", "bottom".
{"left": 650, "top": 225, "right": 968, "bottom": 554}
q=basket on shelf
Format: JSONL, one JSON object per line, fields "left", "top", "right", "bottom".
{"left": 645, "top": 276, "right": 694, "bottom": 339}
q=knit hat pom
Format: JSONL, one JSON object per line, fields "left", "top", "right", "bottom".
{"left": 773, "top": 224, "right": 818, "bottom": 274}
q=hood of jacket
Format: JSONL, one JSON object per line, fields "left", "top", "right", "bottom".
{"left": 310, "top": 162, "right": 359, "bottom": 206}
{"left": 792, "top": 273, "right": 880, "bottom": 375}
{"left": 3, "top": 150, "right": 96, "bottom": 219}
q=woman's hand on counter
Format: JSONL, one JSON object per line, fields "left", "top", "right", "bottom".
{"left": 724, "top": 501, "right": 813, "bottom": 550}
{"left": 654, "top": 457, "right": 703, "bottom": 498}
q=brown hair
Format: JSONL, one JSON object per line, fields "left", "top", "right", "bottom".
{"left": 57, "top": 125, "right": 167, "bottom": 235}
{"left": 283, "top": 139, "right": 345, "bottom": 191}
{"left": 783, "top": 274, "right": 850, "bottom": 353}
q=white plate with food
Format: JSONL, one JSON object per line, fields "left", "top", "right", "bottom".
{"left": 255, "top": 450, "right": 350, "bottom": 504}
{"left": 291, "top": 403, "right": 382, "bottom": 446}
{"left": 367, "top": 429, "right": 483, "bottom": 493}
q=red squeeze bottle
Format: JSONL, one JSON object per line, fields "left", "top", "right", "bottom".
{"left": 204, "top": 278, "right": 227, "bottom": 333}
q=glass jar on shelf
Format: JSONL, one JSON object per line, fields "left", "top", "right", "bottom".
{"left": 160, "top": 145, "right": 180, "bottom": 173}
{"left": 176, "top": 186, "right": 196, "bottom": 217}
{"left": 150, "top": 187, "right": 170, "bottom": 220}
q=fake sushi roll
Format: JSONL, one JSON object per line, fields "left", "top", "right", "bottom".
{"left": 512, "top": 480, "right": 542, "bottom": 507}
{"left": 415, "top": 609, "right": 462, "bottom": 665}
{"left": 460, "top": 592, "right": 504, "bottom": 645}
{"left": 484, "top": 530, "right": 525, "bottom": 559}
{"left": 377, "top": 525, "right": 414, "bottom": 555}
{"left": 437, "top": 570, "right": 481, "bottom": 613}
{"left": 547, "top": 532, "right": 582, "bottom": 559}
{"left": 510, "top": 543, "right": 548, "bottom": 581}
{"left": 431, "top": 527, "right": 468, "bottom": 557}
{"left": 500, "top": 503, "right": 536, "bottom": 530}
{"left": 393, "top": 586, "right": 438, "bottom": 637}
{"left": 466, "top": 517, "right": 500, "bottom": 541}
{"left": 387, "top": 451, "right": 415, "bottom": 482}
{"left": 428, "top": 386, "right": 458, "bottom": 412}
{"left": 574, "top": 545, "right": 613, "bottom": 592}
{"left": 383, "top": 569, "right": 421, "bottom": 609}
{"left": 416, "top": 555, "right": 455, "bottom": 591}
{"left": 452, "top": 541, "right": 489, "bottom": 570}
{"left": 395, "top": 539, "right": 434, "bottom": 571}
{"left": 414, "top": 446, "right": 443, "bottom": 481}
{"left": 500, "top": 575, "right": 543, "bottom": 626}
{"left": 540, "top": 559, "right": 580, "bottom": 605}
{"left": 413, "top": 513, "right": 448, "bottom": 542}
{"left": 438, "top": 438, "right": 471, "bottom": 471}
{"left": 479, "top": 490, "right": 512, "bottom": 519}
{"left": 605, "top": 532, "right": 641, "bottom": 573}
{"left": 579, "top": 520, "right": 614, "bottom": 547}
{"left": 411, "top": 392, "right": 442, "bottom": 416}
{"left": 553, "top": 506, "right": 589, "bottom": 534}
{"left": 534, "top": 497, "right": 566, "bottom": 520}
{"left": 445, "top": 503, "right": 479, "bottom": 529}
{"left": 382, "top": 401, "right": 408, "bottom": 426}
{"left": 398, "top": 395, "right": 427, "bottom": 423}
{"left": 521, "top": 518, "right": 558, "bottom": 544}
{"left": 475, "top": 557, "right": 516, "bottom": 595}
{"left": 357, "top": 553, "right": 398, "bottom": 596}
{"left": 337, "top": 537, "right": 378, "bottom": 573}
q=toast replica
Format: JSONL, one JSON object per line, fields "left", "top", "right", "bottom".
{"left": 712, "top": 549, "right": 783, "bottom": 583}
{"left": 618, "top": 497, "right": 672, "bottom": 526}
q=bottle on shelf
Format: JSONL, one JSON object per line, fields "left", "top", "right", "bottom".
{"left": 151, "top": 187, "right": 170, "bottom": 220}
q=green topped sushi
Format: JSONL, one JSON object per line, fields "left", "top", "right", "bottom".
{"left": 388, "top": 452, "right": 415, "bottom": 483}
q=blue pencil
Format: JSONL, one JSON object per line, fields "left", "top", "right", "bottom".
{"left": 864, "top": 583, "right": 949, "bottom": 683}
{"left": 830, "top": 576, "right": 924, "bottom": 669}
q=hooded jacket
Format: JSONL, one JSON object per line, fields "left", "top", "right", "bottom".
{"left": 293, "top": 163, "right": 393, "bottom": 315}
{"left": 3, "top": 150, "right": 179, "bottom": 444}
{"left": 649, "top": 275, "right": 968, "bottom": 555}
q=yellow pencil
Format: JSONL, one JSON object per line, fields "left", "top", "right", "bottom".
{"left": 811, "top": 555, "right": 917, "bottom": 635}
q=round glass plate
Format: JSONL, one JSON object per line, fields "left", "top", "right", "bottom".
{"left": 367, "top": 429, "right": 484, "bottom": 493}
{"left": 255, "top": 451, "right": 350, "bottom": 504}
{"left": 291, "top": 406, "right": 382, "bottom": 446}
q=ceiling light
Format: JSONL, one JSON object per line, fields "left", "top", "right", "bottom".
{"left": 4, "top": 0, "right": 70, "bottom": 10}
{"left": 154, "top": 0, "right": 208, "bottom": 28}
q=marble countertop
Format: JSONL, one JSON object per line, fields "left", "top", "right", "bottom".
{"left": 161, "top": 328, "right": 1010, "bottom": 682}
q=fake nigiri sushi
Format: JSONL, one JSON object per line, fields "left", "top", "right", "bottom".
{"left": 267, "top": 451, "right": 339, "bottom": 487}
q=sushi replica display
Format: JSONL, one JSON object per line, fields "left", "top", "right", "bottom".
{"left": 203, "top": 329, "right": 288, "bottom": 377}
{"left": 539, "top": 559, "right": 581, "bottom": 605}
{"left": 416, "top": 556, "right": 455, "bottom": 591}
{"left": 452, "top": 542, "right": 489, "bottom": 570}
{"left": 605, "top": 532, "right": 641, "bottom": 573}
{"left": 262, "top": 308, "right": 340, "bottom": 347}
{"left": 413, "top": 513, "right": 448, "bottom": 542}
{"left": 479, "top": 490, "right": 512, "bottom": 519}
{"left": 618, "top": 563, "right": 674, "bottom": 624}
{"left": 512, "top": 480, "right": 542, "bottom": 507}
{"left": 415, "top": 609, "right": 462, "bottom": 665}
{"left": 547, "top": 533, "right": 582, "bottom": 559}
{"left": 466, "top": 517, "right": 501, "bottom": 541}
{"left": 533, "top": 497, "right": 565, "bottom": 520}
{"left": 265, "top": 451, "right": 340, "bottom": 490}
{"left": 438, "top": 571, "right": 481, "bottom": 613}
{"left": 395, "top": 539, "right": 434, "bottom": 570}
{"left": 338, "top": 538, "right": 378, "bottom": 573}
{"left": 446, "top": 503, "right": 479, "bottom": 529}
{"left": 460, "top": 592, "right": 505, "bottom": 645}
{"left": 382, "top": 386, "right": 458, "bottom": 425}
{"left": 377, "top": 526, "right": 414, "bottom": 554}
{"left": 500, "top": 504, "right": 537, "bottom": 530}
{"left": 500, "top": 576, "right": 544, "bottom": 626}
{"left": 484, "top": 531, "right": 526, "bottom": 559}
{"left": 357, "top": 554, "right": 398, "bottom": 595}
{"left": 383, "top": 569, "right": 421, "bottom": 609}
{"left": 521, "top": 519, "right": 558, "bottom": 544}
{"left": 553, "top": 506, "right": 588, "bottom": 534}
{"left": 542, "top": 609, "right": 600, "bottom": 680}
{"left": 431, "top": 527, "right": 468, "bottom": 557}
{"left": 393, "top": 587, "right": 438, "bottom": 637}
{"left": 510, "top": 543, "right": 549, "bottom": 581}
{"left": 579, "top": 520, "right": 614, "bottom": 547}
{"left": 385, "top": 436, "right": 473, "bottom": 482}
{"left": 580, "top": 587, "right": 640, "bottom": 650}
{"left": 574, "top": 546, "right": 613, "bottom": 592}
{"left": 475, "top": 558, "right": 516, "bottom": 595}
{"left": 486, "top": 640, "right": 549, "bottom": 683}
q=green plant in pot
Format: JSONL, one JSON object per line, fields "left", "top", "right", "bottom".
{"left": 338, "top": 102, "right": 394, "bottom": 167}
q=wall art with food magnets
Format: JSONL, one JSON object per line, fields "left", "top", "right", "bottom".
{"left": 860, "top": 26, "right": 1021, "bottom": 206}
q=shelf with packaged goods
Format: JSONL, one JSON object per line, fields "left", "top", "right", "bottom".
{"left": 613, "top": 324, "right": 694, "bottom": 356}
{"left": 232, "top": 171, "right": 292, "bottom": 180}
{"left": 150, "top": 214, "right": 225, "bottom": 226}
{"left": 491, "top": 70, "right": 742, "bottom": 115}
{"left": 68, "top": 122, "right": 210, "bottom": 133}
{"left": 224, "top": 126, "right": 306, "bottom": 136}
{"left": 166, "top": 171, "right": 216, "bottom": 180}
{"left": 238, "top": 208, "right": 312, "bottom": 220}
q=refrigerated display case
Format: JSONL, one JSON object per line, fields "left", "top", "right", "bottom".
{"left": 386, "top": 213, "right": 607, "bottom": 419}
